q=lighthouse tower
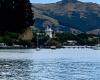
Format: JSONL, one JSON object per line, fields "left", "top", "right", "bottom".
{"left": 45, "top": 26, "right": 53, "bottom": 38}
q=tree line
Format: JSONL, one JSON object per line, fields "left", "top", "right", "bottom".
{"left": 0, "top": 0, "right": 34, "bottom": 33}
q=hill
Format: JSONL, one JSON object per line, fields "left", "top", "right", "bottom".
{"left": 32, "top": 0, "right": 100, "bottom": 34}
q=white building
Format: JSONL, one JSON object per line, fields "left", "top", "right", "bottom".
{"left": 67, "top": 40, "right": 77, "bottom": 45}
{"left": 45, "top": 26, "right": 53, "bottom": 38}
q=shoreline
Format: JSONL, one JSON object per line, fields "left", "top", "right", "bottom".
{"left": 0, "top": 45, "right": 94, "bottom": 49}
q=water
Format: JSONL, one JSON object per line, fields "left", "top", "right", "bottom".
{"left": 0, "top": 48, "right": 100, "bottom": 80}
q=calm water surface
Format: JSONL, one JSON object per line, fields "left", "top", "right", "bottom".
{"left": 0, "top": 48, "right": 100, "bottom": 80}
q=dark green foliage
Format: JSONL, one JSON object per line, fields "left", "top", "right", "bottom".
{"left": 4, "top": 32, "right": 18, "bottom": 39}
{"left": 45, "top": 37, "right": 61, "bottom": 47}
{"left": 55, "top": 32, "right": 76, "bottom": 43}
{"left": 32, "top": 32, "right": 49, "bottom": 47}
{"left": 55, "top": 32, "right": 99, "bottom": 46}
{"left": 0, "top": 0, "right": 34, "bottom": 33}
{"left": 18, "top": 40, "right": 32, "bottom": 47}
{"left": 0, "top": 32, "right": 19, "bottom": 45}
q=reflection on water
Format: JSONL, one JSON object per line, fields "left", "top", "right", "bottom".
{"left": 0, "top": 59, "right": 100, "bottom": 80}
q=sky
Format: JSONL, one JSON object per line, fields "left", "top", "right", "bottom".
{"left": 30, "top": 0, "right": 100, "bottom": 4}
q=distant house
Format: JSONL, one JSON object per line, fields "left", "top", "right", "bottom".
{"left": 67, "top": 40, "right": 77, "bottom": 46}
{"left": 12, "top": 44, "right": 23, "bottom": 48}
{"left": 0, "top": 43, "right": 7, "bottom": 47}
{"left": 45, "top": 26, "right": 53, "bottom": 38}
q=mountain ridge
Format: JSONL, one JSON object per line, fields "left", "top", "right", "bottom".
{"left": 32, "top": 0, "right": 100, "bottom": 34}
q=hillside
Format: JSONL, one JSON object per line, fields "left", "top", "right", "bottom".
{"left": 32, "top": 0, "right": 100, "bottom": 34}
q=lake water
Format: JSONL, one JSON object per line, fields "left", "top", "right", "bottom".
{"left": 0, "top": 48, "right": 100, "bottom": 80}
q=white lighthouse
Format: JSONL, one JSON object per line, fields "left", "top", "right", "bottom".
{"left": 45, "top": 26, "right": 53, "bottom": 38}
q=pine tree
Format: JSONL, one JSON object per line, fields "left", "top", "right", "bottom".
{"left": 0, "top": 0, "right": 34, "bottom": 33}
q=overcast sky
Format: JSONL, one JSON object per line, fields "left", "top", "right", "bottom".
{"left": 30, "top": 0, "right": 100, "bottom": 4}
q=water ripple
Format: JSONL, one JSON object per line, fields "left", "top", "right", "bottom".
{"left": 0, "top": 59, "right": 99, "bottom": 80}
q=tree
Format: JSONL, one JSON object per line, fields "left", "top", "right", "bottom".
{"left": 0, "top": 0, "right": 34, "bottom": 33}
